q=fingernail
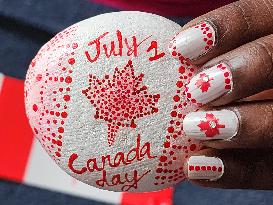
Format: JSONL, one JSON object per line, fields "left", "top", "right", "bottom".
{"left": 183, "top": 110, "right": 239, "bottom": 140}
{"left": 186, "top": 156, "right": 224, "bottom": 181}
{"left": 185, "top": 63, "right": 233, "bottom": 105}
{"left": 169, "top": 22, "right": 216, "bottom": 60}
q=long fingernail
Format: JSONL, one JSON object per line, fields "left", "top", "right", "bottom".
{"left": 183, "top": 110, "right": 239, "bottom": 140}
{"left": 186, "top": 156, "right": 224, "bottom": 181}
{"left": 169, "top": 22, "right": 216, "bottom": 60}
{"left": 185, "top": 63, "right": 232, "bottom": 105}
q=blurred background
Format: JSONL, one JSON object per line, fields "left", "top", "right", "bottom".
{"left": 1, "top": 0, "right": 273, "bottom": 204}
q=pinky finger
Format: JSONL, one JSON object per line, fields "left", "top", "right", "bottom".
{"left": 185, "top": 149, "right": 273, "bottom": 190}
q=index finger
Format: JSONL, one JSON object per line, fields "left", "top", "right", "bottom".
{"left": 169, "top": 0, "right": 273, "bottom": 65}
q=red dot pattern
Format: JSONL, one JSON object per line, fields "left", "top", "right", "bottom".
{"left": 82, "top": 60, "right": 160, "bottom": 146}
{"left": 194, "top": 23, "right": 215, "bottom": 51}
{"left": 154, "top": 46, "right": 202, "bottom": 185}
{"left": 169, "top": 22, "right": 215, "bottom": 58}
{"left": 216, "top": 63, "right": 232, "bottom": 91}
{"left": 25, "top": 25, "right": 78, "bottom": 160}
{"left": 184, "top": 63, "right": 232, "bottom": 107}
{"left": 189, "top": 165, "right": 223, "bottom": 173}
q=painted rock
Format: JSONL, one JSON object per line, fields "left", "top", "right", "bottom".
{"left": 25, "top": 11, "right": 201, "bottom": 192}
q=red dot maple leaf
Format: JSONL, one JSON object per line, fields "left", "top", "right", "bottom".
{"left": 195, "top": 73, "right": 214, "bottom": 92}
{"left": 197, "top": 113, "right": 225, "bottom": 138}
{"left": 82, "top": 60, "right": 160, "bottom": 146}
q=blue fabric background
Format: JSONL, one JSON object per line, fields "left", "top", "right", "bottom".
{"left": 0, "top": 0, "right": 273, "bottom": 204}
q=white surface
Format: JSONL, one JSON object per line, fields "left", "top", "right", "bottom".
{"left": 25, "top": 11, "right": 198, "bottom": 192}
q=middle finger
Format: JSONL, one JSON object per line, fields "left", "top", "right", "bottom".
{"left": 183, "top": 101, "right": 273, "bottom": 149}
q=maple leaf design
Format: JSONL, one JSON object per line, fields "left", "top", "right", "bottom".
{"left": 82, "top": 60, "right": 160, "bottom": 146}
{"left": 198, "top": 113, "right": 225, "bottom": 138}
{"left": 195, "top": 73, "right": 214, "bottom": 92}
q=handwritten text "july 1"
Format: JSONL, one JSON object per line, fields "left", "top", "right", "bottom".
{"left": 84, "top": 30, "right": 165, "bottom": 63}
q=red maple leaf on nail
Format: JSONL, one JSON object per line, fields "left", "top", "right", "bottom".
{"left": 82, "top": 60, "right": 160, "bottom": 146}
{"left": 198, "top": 113, "right": 225, "bottom": 138}
{"left": 195, "top": 73, "right": 214, "bottom": 92}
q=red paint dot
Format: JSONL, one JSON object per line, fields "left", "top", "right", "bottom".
{"left": 173, "top": 95, "right": 180, "bottom": 102}
{"left": 207, "top": 166, "right": 211, "bottom": 170}
{"left": 33, "top": 104, "right": 38, "bottom": 112}
{"left": 55, "top": 152, "right": 61, "bottom": 157}
{"left": 189, "top": 144, "right": 196, "bottom": 151}
{"left": 218, "top": 167, "right": 222, "bottom": 172}
{"left": 225, "top": 85, "right": 231, "bottom": 90}
{"left": 56, "top": 140, "right": 62, "bottom": 146}
{"left": 224, "top": 72, "right": 230, "bottom": 77}
{"left": 179, "top": 66, "right": 185, "bottom": 74}
{"left": 63, "top": 95, "right": 70, "bottom": 101}
{"left": 58, "top": 127, "right": 64, "bottom": 133}
{"left": 168, "top": 126, "right": 174, "bottom": 133}
{"left": 207, "top": 40, "right": 213, "bottom": 45}
{"left": 160, "top": 156, "right": 167, "bottom": 162}
{"left": 130, "top": 122, "right": 137, "bottom": 128}
{"left": 36, "top": 74, "right": 42, "bottom": 81}
{"left": 164, "top": 141, "right": 170, "bottom": 148}
{"left": 170, "top": 111, "right": 177, "bottom": 117}
{"left": 176, "top": 81, "right": 183, "bottom": 88}
{"left": 61, "top": 112, "right": 68, "bottom": 118}
{"left": 189, "top": 165, "right": 194, "bottom": 171}
{"left": 65, "top": 76, "right": 72, "bottom": 84}
{"left": 207, "top": 33, "right": 212, "bottom": 38}
{"left": 156, "top": 168, "right": 163, "bottom": 173}
{"left": 72, "top": 43, "right": 78, "bottom": 49}
{"left": 212, "top": 166, "right": 217, "bottom": 171}
{"left": 195, "top": 166, "right": 200, "bottom": 171}
{"left": 201, "top": 166, "right": 206, "bottom": 171}
{"left": 172, "top": 51, "right": 177, "bottom": 56}
{"left": 225, "top": 78, "right": 231, "bottom": 84}
{"left": 68, "top": 58, "right": 75, "bottom": 65}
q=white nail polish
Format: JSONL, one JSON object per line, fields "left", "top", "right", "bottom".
{"left": 187, "top": 156, "right": 224, "bottom": 181}
{"left": 185, "top": 63, "right": 233, "bottom": 105}
{"left": 169, "top": 22, "right": 216, "bottom": 60}
{"left": 183, "top": 110, "right": 239, "bottom": 140}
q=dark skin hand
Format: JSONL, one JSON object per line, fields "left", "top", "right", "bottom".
{"left": 170, "top": 0, "right": 273, "bottom": 189}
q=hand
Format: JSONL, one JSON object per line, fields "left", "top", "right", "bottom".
{"left": 169, "top": 0, "right": 273, "bottom": 189}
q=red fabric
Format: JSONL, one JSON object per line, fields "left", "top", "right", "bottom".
{"left": 121, "top": 188, "right": 173, "bottom": 205}
{"left": 91, "top": 0, "right": 236, "bottom": 17}
{"left": 0, "top": 77, "right": 34, "bottom": 182}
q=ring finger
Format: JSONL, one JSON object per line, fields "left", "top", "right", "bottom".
{"left": 184, "top": 34, "right": 273, "bottom": 106}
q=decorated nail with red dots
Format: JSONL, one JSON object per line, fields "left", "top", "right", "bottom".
{"left": 183, "top": 110, "right": 239, "bottom": 140}
{"left": 186, "top": 156, "right": 224, "bottom": 181}
{"left": 169, "top": 22, "right": 216, "bottom": 60}
{"left": 185, "top": 63, "right": 233, "bottom": 105}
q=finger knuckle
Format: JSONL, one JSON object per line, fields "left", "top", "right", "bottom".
{"left": 252, "top": 37, "right": 273, "bottom": 86}
{"left": 234, "top": 1, "right": 253, "bottom": 34}
{"left": 262, "top": 104, "right": 273, "bottom": 148}
{"left": 234, "top": 0, "right": 273, "bottom": 38}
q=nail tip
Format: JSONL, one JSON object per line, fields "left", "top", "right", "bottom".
{"left": 187, "top": 156, "right": 224, "bottom": 181}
